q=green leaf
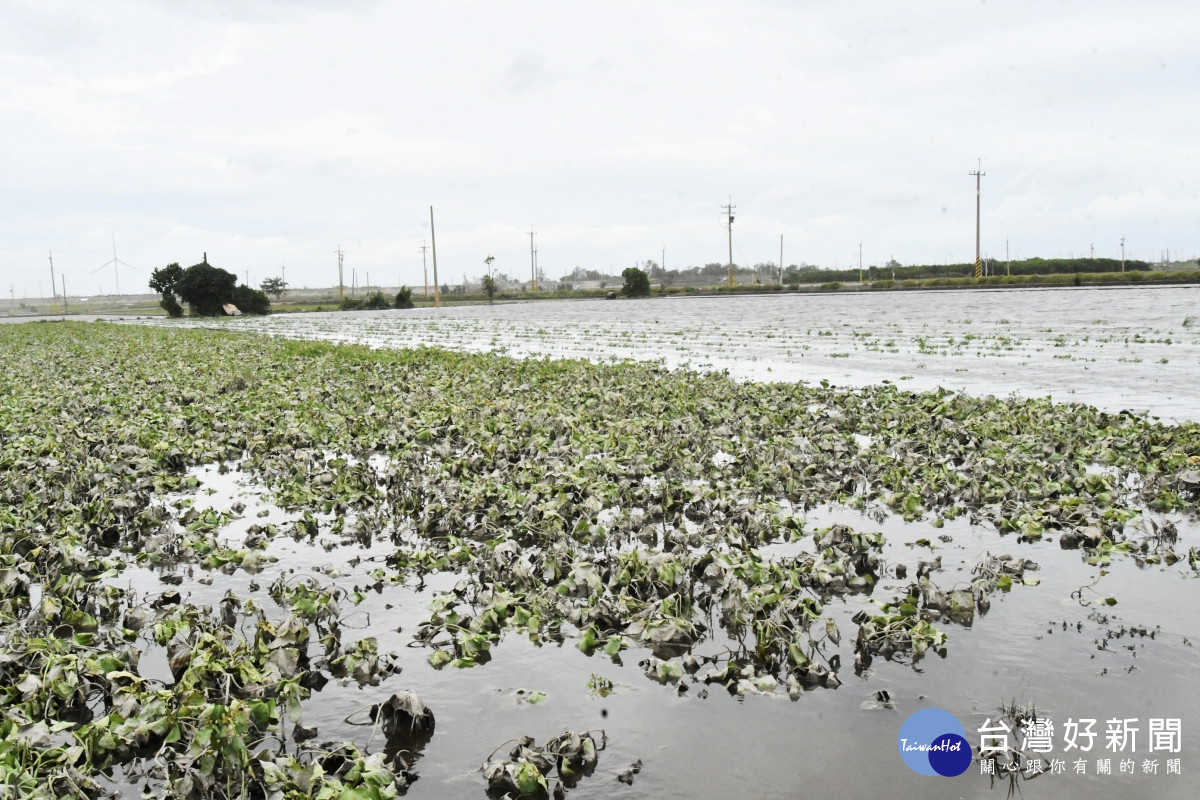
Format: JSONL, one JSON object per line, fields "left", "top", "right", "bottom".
{"left": 514, "top": 762, "right": 547, "bottom": 795}
{"left": 577, "top": 625, "right": 599, "bottom": 652}
{"left": 249, "top": 700, "right": 274, "bottom": 728}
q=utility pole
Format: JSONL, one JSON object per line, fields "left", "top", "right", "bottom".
{"left": 49, "top": 252, "right": 59, "bottom": 314}
{"left": 528, "top": 227, "right": 537, "bottom": 292}
{"left": 858, "top": 240, "right": 863, "bottom": 283}
{"left": 722, "top": 197, "right": 735, "bottom": 286}
{"left": 1006, "top": 237, "right": 1010, "bottom": 276}
{"left": 534, "top": 246, "right": 539, "bottom": 289}
{"left": 420, "top": 242, "right": 429, "bottom": 296}
{"left": 337, "top": 245, "right": 345, "bottom": 300}
{"left": 662, "top": 246, "right": 666, "bottom": 285}
{"left": 971, "top": 159, "right": 985, "bottom": 278}
{"left": 779, "top": 234, "right": 784, "bottom": 284}
{"left": 61, "top": 274, "right": 67, "bottom": 313}
{"left": 1121, "top": 235, "right": 1126, "bottom": 272}
{"left": 430, "top": 206, "right": 440, "bottom": 307}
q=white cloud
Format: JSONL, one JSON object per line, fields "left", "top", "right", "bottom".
{"left": 1, "top": 0, "right": 1198, "bottom": 294}
{"left": 1072, "top": 190, "right": 1200, "bottom": 224}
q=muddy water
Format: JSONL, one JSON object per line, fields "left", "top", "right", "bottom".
{"left": 142, "top": 284, "right": 1200, "bottom": 422}
{"left": 104, "top": 455, "right": 1200, "bottom": 799}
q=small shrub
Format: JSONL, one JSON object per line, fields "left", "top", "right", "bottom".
{"left": 233, "top": 285, "right": 271, "bottom": 315}
{"left": 363, "top": 291, "right": 390, "bottom": 310}
{"left": 160, "top": 293, "right": 184, "bottom": 318}
{"left": 340, "top": 297, "right": 365, "bottom": 311}
{"left": 394, "top": 286, "right": 414, "bottom": 309}
{"left": 819, "top": 282, "right": 841, "bottom": 291}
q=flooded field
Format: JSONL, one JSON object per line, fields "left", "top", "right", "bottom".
{"left": 3, "top": 295, "right": 1199, "bottom": 799}
{"left": 151, "top": 285, "right": 1200, "bottom": 422}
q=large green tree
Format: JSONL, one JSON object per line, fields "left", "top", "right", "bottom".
{"left": 621, "top": 267, "right": 650, "bottom": 298}
{"left": 260, "top": 277, "right": 287, "bottom": 299}
{"left": 148, "top": 257, "right": 270, "bottom": 316}
{"left": 174, "top": 261, "right": 237, "bottom": 316}
{"left": 150, "top": 262, "right": 185, "bottom": 317}
{"left": 149, "top": 262, "right": 184, "bottom": 294}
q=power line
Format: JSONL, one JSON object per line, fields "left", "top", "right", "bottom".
{"left": 430, "top": 206, "right": 440, "bottom": 308}
{"left": 722, "top": 197, "right": 735, "bottom": 286}
{"left": 528, "top": 227, "right": 537, "bottom": 292}
{"left": 419, "top": 242, "right": 429, "bottom": 297}
{"left": 49, "top": 252, "right": 59, "bottom": 314}
{"left": 970, "top": 159, "right": 986, "bottom": 278}
{"left": 336, "top": 245, "right": 344, "bottom": 300}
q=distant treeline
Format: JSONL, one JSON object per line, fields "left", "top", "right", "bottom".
{"left": 563, "top": 257, "right": 1157, "bottom": 287}
{"left": 781, "top": 257, "right": 1153, "bottom": 284}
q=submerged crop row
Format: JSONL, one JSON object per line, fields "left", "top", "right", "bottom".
{"left": 0, "top": 321, "right": 1197, "bottom": 798}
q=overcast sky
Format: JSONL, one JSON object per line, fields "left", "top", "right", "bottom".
{"left": 1, "top": 0, "right": 1196, "bottom": 296}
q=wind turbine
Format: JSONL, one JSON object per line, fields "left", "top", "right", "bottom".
{"left": 94, "top": 234, "right": 137, "bottom": 296}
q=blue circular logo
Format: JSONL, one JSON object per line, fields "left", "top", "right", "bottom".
{"left": 898, "top": 708, "right": 972, "bottom": 777}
